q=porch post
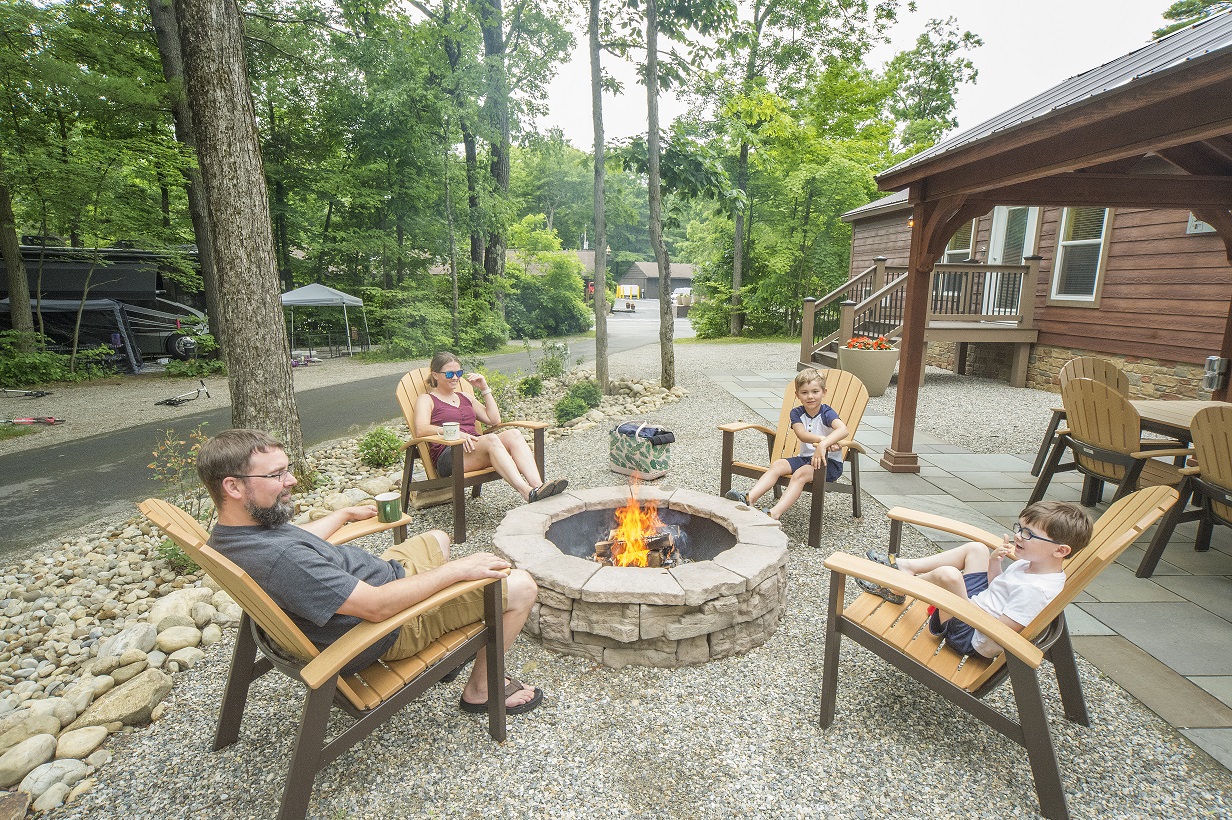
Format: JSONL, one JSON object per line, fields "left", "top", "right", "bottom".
{"left": 872, "top": 256, "right": 887, "bottom": 292}
{"left": 801, "top": 297, "right": 816, "bottom": 365}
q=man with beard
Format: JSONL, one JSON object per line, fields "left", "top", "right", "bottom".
{"left": 196, "top": 429, "right": 543, "bottom": 714}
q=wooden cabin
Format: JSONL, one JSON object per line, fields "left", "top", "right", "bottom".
{"left": 617, "top": 261, "right": 695, "bottom": 300}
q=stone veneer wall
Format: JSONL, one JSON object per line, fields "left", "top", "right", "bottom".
{"left": 924, "top": 341, "right": 1212, "bottom": 399}
{"left": 492, "top": 487, "right": 789, "bottom": 669}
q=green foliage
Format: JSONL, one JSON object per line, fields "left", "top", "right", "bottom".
{"left": 505, "top": 224, "right": 592, "bottom": 339}
{"left": 885, "top": 18, "right": 983, "bottom": 152}
{"left": 534, "top": 341, "right": 569, "bottom": 379}
{"left": 566, "top": 380, "right": 602, "bottom": 409}
{"left": 156, "top": 538, "right": 200, "bottom": 575}
{"left": 192, "top": 333, "right": 220, "bottom": 358}
{"left": 554, "top": 395, "right": 588, "bottom": 426}
{"left": 357, "top": 427, "right": 401, "bottom": 468}
{"left": 518, "top": 375, "right": 543, "bottom": 397}
{"left": 1155, "top": 1, "right": 1231, "bottom": 37}
{"left": 148, "top": 424, "right": 213, "bottom": 526}
{"left": 0, "top": 425, "right": 34, "bottom": 442}
{"left": 0, "top": 330, "right": 111, "bottom": 385}
{"left": 164, "top": 358, "right": 226, "bottom": 378}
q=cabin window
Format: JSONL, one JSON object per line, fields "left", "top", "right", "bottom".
{"left": 1051, "top": 207, "right": 1109, "bottom": 302}
{"left": 943, "top": 220, "right": 976, "bottom": 263}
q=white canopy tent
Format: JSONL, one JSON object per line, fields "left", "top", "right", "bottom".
{"left": 279, "top": 283, "right": 370, "bottom": 356}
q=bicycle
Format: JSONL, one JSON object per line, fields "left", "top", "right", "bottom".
{"left": 156, "top": 380, "right": 211, "bottom": 407}
{"left": 1, "top": 388, "right": 53, "bottom": 399}
{"left": 0, "top": 417, "right": 65, "bottom": 425}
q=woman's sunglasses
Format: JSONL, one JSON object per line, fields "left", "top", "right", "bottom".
{"left": 437, "top": 369, "right": 465, "bottom": 379}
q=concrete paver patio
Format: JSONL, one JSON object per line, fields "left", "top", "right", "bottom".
{"left": 710, "top": 368, "right": 1232, "bottom": 773}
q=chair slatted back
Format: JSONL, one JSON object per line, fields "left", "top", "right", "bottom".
{"left": 396, "top": 367, "right": 483, "bottom": 481}
{"left": 1059, "top": 356, "right": 1128, "bottom": 396}
{"left": 771, "top": 370, "right": 869, "bottom": 464}
{"left": 955, "top": 485, "right": 1177, "bottom": 690}
{"left": 1191, "top": 405, "right": 1232, "bottom": 523}
{"left": 1060, "top": 378, "right": 1142, "bottom": 481}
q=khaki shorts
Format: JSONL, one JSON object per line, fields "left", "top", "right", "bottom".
{"left": 378, "top": 532, "right": 506, "bottom": 662}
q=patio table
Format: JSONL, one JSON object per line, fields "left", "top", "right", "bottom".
{"left": 1130, "top": 399, "right": 1232, "bottom": 443}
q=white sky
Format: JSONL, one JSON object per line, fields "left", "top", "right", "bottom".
{"left": 536, "top": 1, "right": 1172, "bottom": 149}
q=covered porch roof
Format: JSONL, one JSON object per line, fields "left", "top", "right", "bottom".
{"left": 874, "top": 10, "right": 1232, "bottom": 473}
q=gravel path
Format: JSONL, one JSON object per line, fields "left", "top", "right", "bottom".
{"left": 39, "top": 341, "right": 1232, "bottom": 819}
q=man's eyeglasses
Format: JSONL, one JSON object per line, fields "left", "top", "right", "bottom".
{"left": 234, "top": 469, "right": 294, "bottom": 482}
{"left": 1013, "top": 522, "right": 1062, "bottom": 545}
{"left": 437, "top": 369, "right": 465, "bottom": 379}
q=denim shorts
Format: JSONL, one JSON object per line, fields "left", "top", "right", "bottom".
{"left": 927, "top": 572, "right": 990, "bottom": 656}
{"left": 785, "top": 455, "right": 843, "bottom": 483}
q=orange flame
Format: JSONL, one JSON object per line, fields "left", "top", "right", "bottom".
{"left": 610, "top": 487, "right": 665, "bottom": 567}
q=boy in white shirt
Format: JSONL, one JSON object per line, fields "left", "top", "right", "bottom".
{"left": 857, "top": 501, "right": 1092, "bottom": 658}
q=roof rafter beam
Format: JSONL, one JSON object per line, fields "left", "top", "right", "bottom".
{"left": 961, "top": 174, "right": 1232, "bottom": 209}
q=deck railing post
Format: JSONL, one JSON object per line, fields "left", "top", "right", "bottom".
{"left": 1022, "top": 256, "right": 1042, "bottom": 327}
{"left": 801, "top": 297, "right": 817, "bottom": 363}
{"left": 872, "top": 256, "right": 887, "bottom": 295}
{"left": 839, "top": 299, "right": 856, "bottom": 344}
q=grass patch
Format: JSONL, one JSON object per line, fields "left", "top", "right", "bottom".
{"left": 676, "top": 335, "right": 795, "bottom": 345}
{"left": 0, "top": 425, "right": 36, "bottom": 442}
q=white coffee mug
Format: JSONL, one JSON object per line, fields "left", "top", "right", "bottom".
{"left": 441, "top": 422, "right": 460, "bottom": 440}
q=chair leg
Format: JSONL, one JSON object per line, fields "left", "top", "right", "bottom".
{"left": 1046, "top": 618, "right": 1089, "bottom": 726}
{"left": 807, "top": 471, "right": 826, "bottom": 549}
{"left": 483, "top": 581, "right": 506, "bottom": 743}
{"left": 1007, "top": 659, "right": 1071, "bottom": 820}
{"left": 1195, "top": 507, "right": 1215, "bottom": 552}
{"left": 399, "top": 451, "right": 415, "bottom": 514}
{"left": 213, "top": 613, "right": 261, "bottom": 751}
{"left": 1030, "top": 438, "right": 1066, "bottom": 503}
{"left": 849, "top": 453, "right": 862, "bottom": 519}
{"left": 1137, "top": 478, "right": 1192, "bottom": 578}
{"left": 452, "top": 459, "right": 467, "bottom": 544}
{"left": 720, "top": 432, "right": 735, "bottom": 496}
{"left": 818, "top": 570, "right": 845, "bottom": 729}
{"left": 1080, "top": 476, "right": 1103, "bottom": 507}
{"left": 277, "top": 676, "right": 338, "bottom": 820}
{"left": 1031, "top": 409, "right": 1065, "bottom": 477}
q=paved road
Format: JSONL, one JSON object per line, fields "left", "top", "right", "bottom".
{"left": 0, "top": 300, "right": 688, "bottom": 556}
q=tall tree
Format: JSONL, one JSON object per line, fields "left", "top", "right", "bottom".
{"left": 885, "top": 17, "right": 981, "bottom": 153}
{"left": 174, "top": 0, "right": 304, "bottom": 465}
{"left": 590, "top": 0, "right": 609, "bottom": 391}
{"left": 644, "top": 0, "right": 675, "bottom": 388}
{"left": 0, "top": 155, "right": 33, "bottom": 347}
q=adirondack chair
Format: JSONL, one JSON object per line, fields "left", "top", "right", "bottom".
{"left": 820, "top": 485, "right": 1178, "bottom": 820}
{"left": 397, "top": 367, "right": 548, "bottom": 543}
{"left": 1137, "top": 405, "right": 1232, "bottom": 577}
{"left": 1031, "top": 357, "right": 1129, "bottom": 476}
{"left": 718, "top": 369, "right": 869, "bottom": 548}
{"left": 138, "top": 499, "right": 506, "bottom": 820}
{"left": 1031, "top": 378, "right": 1190, "bottom": 506}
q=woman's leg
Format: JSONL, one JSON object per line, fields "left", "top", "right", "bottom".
{"left": 768, "top": 464, "right": 813, "bottom": 520}
{"left": 495, "top": 428, "right": 543, "bottom": 487}
{"left": 464, "top": 435, "right": 536, "bottom": 500}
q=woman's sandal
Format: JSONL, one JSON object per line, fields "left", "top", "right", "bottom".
{"left": 528, "top": 478, "right": 568, "bottom": 503}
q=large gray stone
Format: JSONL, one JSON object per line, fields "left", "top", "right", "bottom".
{"left": 491, "top": 535, "right": 563, "bottom": 570}
{"left": 0, "top": 734, "right": 56, "bottom": 789}
{"left": 668, "top": 561, "right": 747, "bottom": 606}
{"left": 60, "top": 678, "right": 97, "bottom": 715}
{"left": 570, "top": 601, "right": 639, "bottom": 642}
{"left": 96, "top": 623, "right": 156, "bottom": 659}
{"left": 19, "top": 758, "right": 89, "bottom": 799}
{"left": 0, "top": 715, "right": 61, "bottom": 756}
{"left": 536, "top": 606, "right": 572, "bottom": 643}
{"left": 155, "top": 626, "right": 202, "bottom": 653}
{"left": 109, "top": 660, "right": 149, "bottom": 686}
{"left": 580, "top": 566, "right": 685, "bottom": 605}
{"left": 25, "top": 698, "right": 75, "bottom": 730}
{"left": 67, "top": 669, "right": 172, "bottom": 730}
{"left": 55, "top": 726, "right": 108, "bottom": 760}
{"left": 712, "top": 543, "right": 787, "bottom": 588}
{"left": 0, "top": 791, "right": 30, "bottom": 820}
{"left": 32, "top": 782, "right": 70, "bottom": 813}
{"left": 676, "top": 634, "right": 710, "bottom": 664}
{"left": 525, "top": 554, "right": 600, "bottom": 598}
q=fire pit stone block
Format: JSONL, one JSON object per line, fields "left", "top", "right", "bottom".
{"left": 581, "top": 566, "right": 686, "bottom": 605}
{"left": 669, "top": 562, "right": 748, "bottom": 606}
{"left": 570, "top": 602, "right": 640, "bottom": 642}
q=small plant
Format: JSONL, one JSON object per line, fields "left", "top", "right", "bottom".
{"left": 164, "top": 358, "right": 226, "bottom": 378}
{"left": 156, "top": 537, "right": 200, "bottom": 575}
{"left": 148, "top": 423, "right": 215, "bottom": 534}
{"left": 518, "top": 375, "right": 543, "bottom": 397}
{"left": 536, "top": 340, "right": 569, "bottom": 379}
{"left": 566, "top": 380, "right": 602, "bottom": 409}
{"left": 844, "top": 336, "right": 894, "bottom": 350}
{"left": 554, "top": 394, "right": 588, "bottom": 425}
{"left": 358, "top": 426, "right": 401, "bottom": 468}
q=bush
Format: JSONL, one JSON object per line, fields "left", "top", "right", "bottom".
{"left": 156, "top": 538, "right": 200, "bottom": 575}
{"left": 358, "top": 426, "right": 401, "bottom": 468}
{"left": 505, "top": 252, "right": 592, "bottom": 338}
{"left": 0, "top": 330, "right": 113, "bottom": 385}
{"left": 164, "top": 358, "right": 226, "bottom": 378}
{"left": 554, "top": 395, "right": 588, "bottom": 426}
{"left": 567, "top": 380, "right": 602, "bottom": 409}
{"left": 536, "top": 341, "right": 568, "bottom": 379}
{"left": 518, "top": 375, "right": 543, "bottom": 397}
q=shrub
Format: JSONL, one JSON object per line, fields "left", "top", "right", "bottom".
{"left": 518, "top": 375, "right": 543, "bottom": 397}
{"left": 567, "top": 380, "right": 602, "bottom": 409}
{"left": 156, "top": 538, "right": 200, "bottom": 575}
{"left": 536, "top": 341, "right": 568, "bottom": 379}
{"left": 554, "top": 395, "right": 588, "bottom": 426}
{"left": 358, "top": 426, "right": 401, "bottom": 468}
{"left": 148, "top": 424, "right": 213, "bottom": 526}
{"left": 164, "top": 358, "right": 226, "bottom": 378}
{"left": 0, "top": 330, "right": 73, "bottom": 385}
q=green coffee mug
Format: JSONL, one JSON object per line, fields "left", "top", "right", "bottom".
{"left": 375, "top": 492, "right": 401, "bottom": 523}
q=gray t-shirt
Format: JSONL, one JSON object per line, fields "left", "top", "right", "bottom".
{"left": 208, "top": 523, "right": 405, "bottom": 673}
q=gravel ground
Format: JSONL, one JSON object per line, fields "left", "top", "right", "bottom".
{"left": 42, "top": 341, "right": 1232, "bottom": 819}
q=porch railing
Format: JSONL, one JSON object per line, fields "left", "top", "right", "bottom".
{"left": 800, "top": 257, "right": 907, "bottom": 364}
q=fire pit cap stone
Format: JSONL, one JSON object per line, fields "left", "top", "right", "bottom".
{"left": 667, "top": 487, "right": 738, "bottom": 516}
{"left": 490, "top": 534, "right": 563, "bottom": 569}
{"left": 713, "top": 543, "right": 788, "bottom": 588}
{"left": 492, "top": 507, "right": 553, "bottom": 537}
{"left": 581, "top": 566, "right": 686, "bottom": 605}
{"left": 668, "top": 561, "right": 747, "bottom": 606}
{"left": 522, "top": 554, "right": 601, "bottom": 597}
{"left": 525, "top": 491, "right": 586, "bottom": 517}
{"left": 567, "top": 485, "right": 674, "bottom": 512}
{"left": 731, "top": 523, "right": 789, "bottom": 549}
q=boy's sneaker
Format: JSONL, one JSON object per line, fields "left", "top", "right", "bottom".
{"left": 724, "top": 490, "right": 749, "bottom": 505}
{"left": 854, "top": 577, "right": 906, "bottom": 604}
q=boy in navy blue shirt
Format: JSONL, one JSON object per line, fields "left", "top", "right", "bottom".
{"left": 726, "top": 368, "right": 847, "bottom": 520}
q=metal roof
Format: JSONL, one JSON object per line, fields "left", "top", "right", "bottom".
{"left": 879, "top": 10, "right": 1232, "bottom": 179}
{"left": 840, "top": 190, "right": 909, "bottom": 222}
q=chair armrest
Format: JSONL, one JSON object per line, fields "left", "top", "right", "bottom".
{"left": 1137, "top": 438, "right": 1186, "bottom": 450}
{"left": 487, "top": 420, "right": 549, "bottom": 433}
{"left": 839, "top": 438, "right": 867, "bottom": 456}
{"left": 718, "top": 421, "right": 775, "bottom": 437}
{"left": 300, "top": 576, "right": 503, "bottom": 689}
{"left": 824, "top": 552, "right": 1043, "bottom": 668}
{"left": 400, "top": 433, "right": 450, "bottom": 452}
{"left": 326, "top": 514, "right": 413, "bottom": 545}
{"left": 885, "top": 507, "right": 1002, "bottom": 549}
{"left": 1129, "top": 447, "right": 1193, "bottom": 460}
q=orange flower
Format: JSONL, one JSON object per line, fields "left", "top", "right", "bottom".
{"left": 844, "top": 336, "right": 894, "bottom": 350}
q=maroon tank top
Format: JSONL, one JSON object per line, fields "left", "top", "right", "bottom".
{"left": 427, "top": 393, "right": 479, "bottom": 466}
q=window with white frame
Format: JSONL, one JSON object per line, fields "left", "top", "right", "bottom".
{"left": 1051, "top": 207, "right": 1109, "bottom": 301}
{"left": 943, "top": 220, "right": 976, "bottom": 263}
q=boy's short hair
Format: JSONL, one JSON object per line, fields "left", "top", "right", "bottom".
{"left": 1019, "top": 500, "right": 1093, "bottom": 554}
{"left": 794, "top": 368, "right": 826, "bottom": 393}
{"left": 197, "top": 429, "right": 284, "bottom": 505}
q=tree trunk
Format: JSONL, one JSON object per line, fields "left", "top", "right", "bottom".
{"left": 464, "top": 131, "right": 483, "bottom": 274}
{"left": 0, "top": 155, "right": 34, "bottom": 349}
{"left": 645, "top": 0, "right": 674, "bottom": 389}
{"left": 730, "top": 140, "right": 748, "bottom": 336}
{"left": 174, "top": 0, "right": 304, "bottom": 466}
{"left": 444, "top": 143, "right": 461, "bottom": 349}
{"left": 148, "top": 0, "right": 222, "bottom": 354}
{"left": 478, "top": 0, "right": 510, "bottom": 290}
{"left": 589, "top": 0, "right": 609, "bottom": 392}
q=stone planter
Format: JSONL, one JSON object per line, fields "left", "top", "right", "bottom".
{"left": 837, "top": 346, "right": 899, "bottom": 397}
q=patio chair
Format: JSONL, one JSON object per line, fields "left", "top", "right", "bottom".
{"left": 1030, "top": 357, "right": 1129, "bottom": 476}
{"left": 718, "top": 369, "right": 869, "bottom": 548}
{"left": 819, "top": 485, "right": 1178, "bottom": 820}
{"left": 397, "top": 367, "right": 548, "bottom": 543}
{"left": 138, "top": 498, "right": 506, "bottom": 820}
{"left": 1030, "top": 378, "right": 1190, "bottom": 506}
{"left": 1136, "top": 405, "right": 1232, "bottom": 577}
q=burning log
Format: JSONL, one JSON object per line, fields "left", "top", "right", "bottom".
{"left": 594, "top": 530, "right": 677, "bottom": 568}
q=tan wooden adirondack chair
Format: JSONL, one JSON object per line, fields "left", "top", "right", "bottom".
{"left": 1031, "top": 379, "right": 1190, "bottom": 506}
{"left": 719, "top": 369, "right": 869, "bottom": 548}
{"left": 397, "top": 367, "right": 548, "bottom": 543}
{"left": 139, "top": 498, "right": 506, "bottom": 820}
{"left": 820, "top": 485, "right": 1178, "bottom": 820}
{"left": 1137, "top": 405, "right": 1232, "bottom": 577}
{"left": 1031, "top": 357, "right": 1130, "bottom": 476}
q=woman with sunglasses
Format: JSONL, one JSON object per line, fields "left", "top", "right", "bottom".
{"left": 414, "top": 351, "right": 567, "bottom": 503}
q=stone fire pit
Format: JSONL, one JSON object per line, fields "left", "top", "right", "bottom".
{"left": 492, "top": 486, "right": 788, "bottom": 668}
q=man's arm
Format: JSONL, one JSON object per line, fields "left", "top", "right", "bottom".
{"left": 336, "top": 551, "right": 512, "bottom": 622}
{"left": 298, "top": 505, "right": 377, "bottom": 540}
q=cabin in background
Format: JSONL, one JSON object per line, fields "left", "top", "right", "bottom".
{"left": 617, "top": 261, "right": 695, "bottom": 300}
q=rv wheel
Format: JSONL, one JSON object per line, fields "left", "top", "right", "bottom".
{"left": 166, "top": 333, "right": 198, "bottom": 360}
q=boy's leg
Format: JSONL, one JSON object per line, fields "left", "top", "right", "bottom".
{"left": 746, "top": 459, "right": 794, "bottom": 506}
{"left": 896, "top": 541, "right": 990, "bottom": 577}
{"left": 768, "top": 464, "right": 813, "bottom": 520}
